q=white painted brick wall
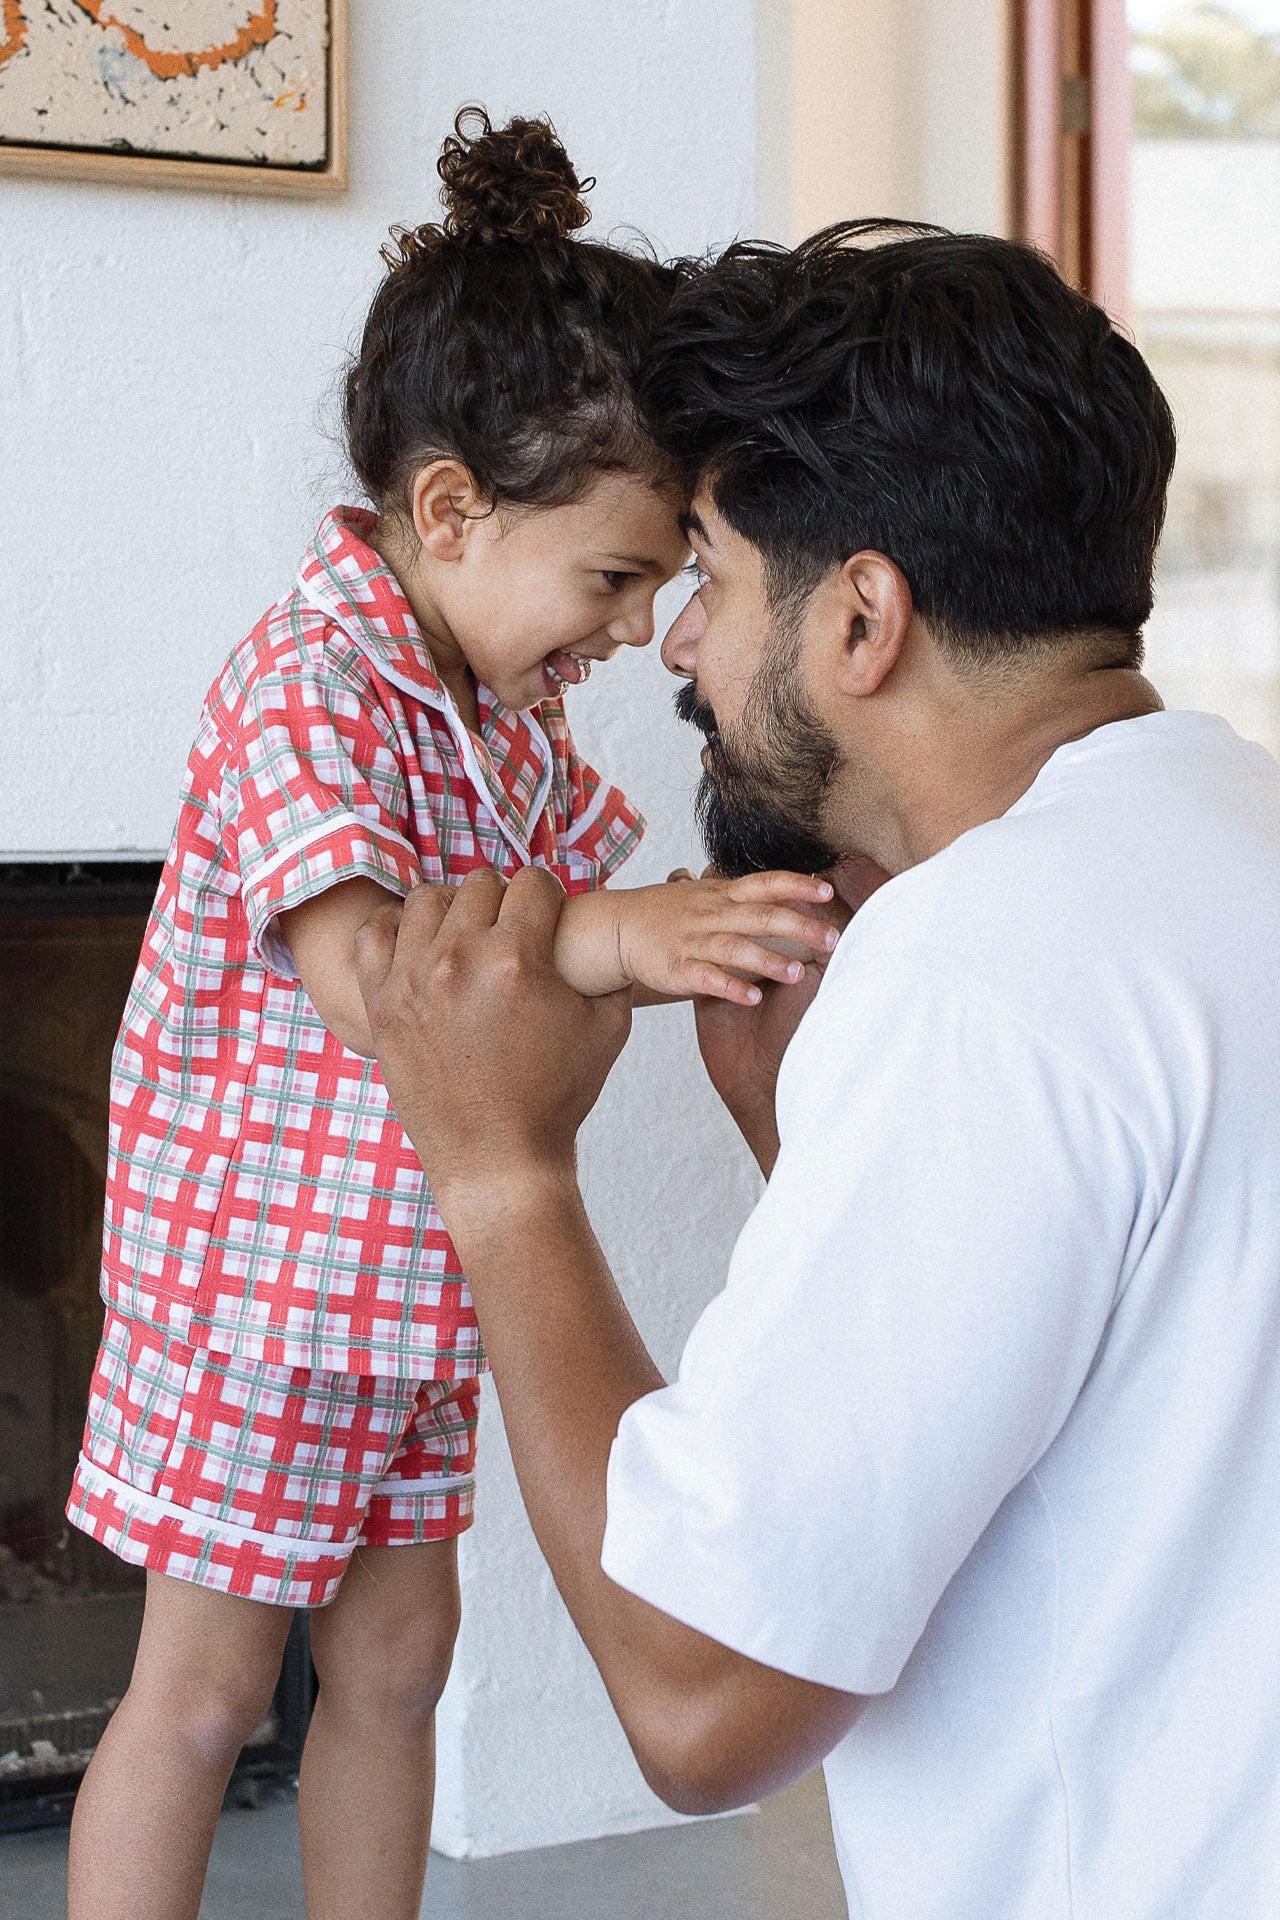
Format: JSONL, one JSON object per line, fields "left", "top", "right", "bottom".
{"left": 0, "top": 0, "right": 762, "bottom": 1856}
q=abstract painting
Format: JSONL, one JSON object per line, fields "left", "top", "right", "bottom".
{"left": 0, "top": 2, "right": 346, "bottom": 192}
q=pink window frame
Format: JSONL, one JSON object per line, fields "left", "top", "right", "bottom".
{"left": 1011, "top": 0, "right": 1131, "bottom": 322}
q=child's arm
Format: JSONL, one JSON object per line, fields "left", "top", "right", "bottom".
{"left": 281, "top": 870, "right": 838, "bottom": 1048}
{"left": 278, "top": 878, "right": 406, "bottom": 1056}
{"left": 553, "top": 872, "right": 841, "bottom": 1007}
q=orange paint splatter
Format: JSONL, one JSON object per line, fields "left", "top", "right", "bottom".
{"left": 72, "top": 2, "right": 278, "bottom": 83}
{"left": 0, "top": 0, "right": 27, "bottom": 76}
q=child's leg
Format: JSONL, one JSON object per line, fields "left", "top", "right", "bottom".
{"left": 298, "top": 1538, "right": 461, "bottom": 1920}
{"left": 67, "top": 1569, "right": 294, "bottom": 1920}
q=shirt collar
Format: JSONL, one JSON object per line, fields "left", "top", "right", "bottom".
{"left": 296, "top": 507, "right": 554, "bottom": 854}
{"left": 297, "top": 505, "right": 449, "bottom": 705}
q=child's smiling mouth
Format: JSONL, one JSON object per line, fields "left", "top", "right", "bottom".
{"left": 543, "top": 649, "right": 594, "bottom": 692}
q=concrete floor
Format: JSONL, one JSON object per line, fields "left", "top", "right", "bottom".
{"left": 0, "top": 1768, "right": 847, "bottom": 1918}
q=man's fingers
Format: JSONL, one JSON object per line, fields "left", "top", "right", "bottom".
{"left": 353, "top": 901, "right": 403, "bottom": 1001}
{"left": 401, "top": 882, "right": 456, "bottom": 931}
{"left": 495, "top": 864, "right": 567, "bottom": 945}
{"left": 434, "top": 865, "right": 509, "bottom": 934}
{"left": 386, "top": 882, "right": 459, "bottom": 976}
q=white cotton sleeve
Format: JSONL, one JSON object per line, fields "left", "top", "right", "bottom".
{"left": 600, "top": 958, "right": 1151, "bottom": 1695}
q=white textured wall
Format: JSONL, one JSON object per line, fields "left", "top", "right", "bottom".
{"left": 757, "top": 0, "right": 1009, "bottom": 244}
{"left": 0, "top": 0, "right": 761, "bottom": 1861}
{"left": 1, "top": 0, "right": 1015, "bottom": 1861}
{"left": 0, "top": 0, "right": 758, "bottom": 855}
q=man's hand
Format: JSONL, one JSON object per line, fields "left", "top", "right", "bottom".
{"left": 355, "top": 860, "right": 864, "bottom": 1816}
{"left": 354, "top": 866, "right": 631, "bottom": 1209}
{"left": 694, "top": 854, "right": 891, "bottom": 1175}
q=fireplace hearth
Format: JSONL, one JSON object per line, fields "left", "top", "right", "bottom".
{"left": 0, "top": 862, "right": 313, "bottom": 1831}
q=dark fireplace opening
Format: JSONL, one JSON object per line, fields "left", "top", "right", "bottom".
{"left": 1, "top": 862, "right": 313, "bottom": 1832}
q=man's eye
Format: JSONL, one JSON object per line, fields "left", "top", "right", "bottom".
{"left": 683, "top": 561, "right": 709, "bottom": 591}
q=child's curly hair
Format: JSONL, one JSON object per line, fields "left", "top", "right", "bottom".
{"left": 344, "top": 106, "right": 682, "bottom": 515}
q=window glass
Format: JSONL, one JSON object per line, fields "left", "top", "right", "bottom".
{"left": 1129, "top": 1, "right": 1280, "bottom": 760}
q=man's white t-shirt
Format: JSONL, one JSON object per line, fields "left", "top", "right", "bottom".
{"left": 601, "top": 711, "right": 1280, "bottom": 1919}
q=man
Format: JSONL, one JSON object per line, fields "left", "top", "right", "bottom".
{"left": 355, "top": 225, "right": 1280, "bottom": 1917}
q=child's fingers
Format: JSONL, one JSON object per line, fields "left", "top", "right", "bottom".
{"left": 699, "top": 936, "right": 814, "bottom": 987}
{"left": 681, "top": 962, "right": 766, "bottom": 1007}
{"left": 730, "top": 905, "right": 841, "bottom": 955}
{"left": 726, "top": 871, "right": 834, "bottom": 905}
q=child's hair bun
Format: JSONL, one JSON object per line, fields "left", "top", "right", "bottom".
{"left": 437, "top": 105, "right": 593, "bottom": 245}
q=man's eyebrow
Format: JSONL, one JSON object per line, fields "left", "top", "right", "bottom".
{"left": 677, "top": 509, "right": 711, "bottom": 546}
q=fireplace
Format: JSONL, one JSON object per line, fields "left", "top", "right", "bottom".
{"left": 0, "top": 862, "right": 313, "bottom": 1831}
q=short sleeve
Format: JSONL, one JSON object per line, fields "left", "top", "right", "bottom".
{"left": 555, "top": 742, "right": 646, "bottom": 895}
{"left": 227, "top": 653, "right": 422, "bottom": 977}
{"left": 601, "top": 959, "right": 1147, "bottom": 1694}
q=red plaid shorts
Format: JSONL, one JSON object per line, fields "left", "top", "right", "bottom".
{"left": 67, "top": 1310, "right": 479, "bottom": 1608}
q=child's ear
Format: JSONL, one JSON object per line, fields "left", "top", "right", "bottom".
{"left": 410, "top": 460, "right": 486, "bottom": 561}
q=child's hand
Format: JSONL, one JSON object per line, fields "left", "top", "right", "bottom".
{"left": 615, "top": 870, "right": 841, "bottom": 1006}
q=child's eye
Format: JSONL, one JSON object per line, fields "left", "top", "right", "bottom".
{"left": 600, "top": 570, "right": 636, "bottom": 592}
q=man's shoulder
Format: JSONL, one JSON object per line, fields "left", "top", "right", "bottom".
{"left": 802, "top": 720, "right": 1280, "bottom": 1138}
{"left": 842, "top": 718, "right": 1280, "bottom": 989}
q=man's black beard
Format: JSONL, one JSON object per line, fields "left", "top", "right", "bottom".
{"left": 674, "top": 646, "right": 843, "bottom": 881}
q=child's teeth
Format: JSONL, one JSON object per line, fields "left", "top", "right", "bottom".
{"left": 546, "top": 649, "right": 590, "bottom": 686}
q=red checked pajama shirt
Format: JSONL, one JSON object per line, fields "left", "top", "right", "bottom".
{"left": 95, "top": 505, "right": 644, "bottom": 1379}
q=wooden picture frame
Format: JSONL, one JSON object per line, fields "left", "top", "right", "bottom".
{"left": 0, "top": 0, "right": 347, "bottom": 196}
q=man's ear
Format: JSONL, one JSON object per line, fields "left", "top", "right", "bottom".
{"left": 822, "top": 551, "right": 915, "bottom": 697}
{"left": 409, "top": 460, "right": 487, "bottom": 562}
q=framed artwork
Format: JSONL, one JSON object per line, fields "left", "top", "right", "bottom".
{"left": 0, "top": 1, "right": 347, "bottom": 194}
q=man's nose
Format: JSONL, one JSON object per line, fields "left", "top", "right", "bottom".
{"left": 660, "top": 593, "right": 705, "bottom": 678}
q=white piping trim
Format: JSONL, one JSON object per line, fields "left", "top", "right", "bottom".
{"left": 565, "top": 778, "right": 609, "bottom": 850}
{"left": 243, "top": 819, "right": 415, "bottom": 895}
{"left": 295, "top": 574, "right": 554, "bottom": 871}
{"left": 512, "top": 700, "right": 555, "bottom": 839}
{"left": 437, "top": 699, "right": 533, "bottom": 868}
{"left": 76, "top": 1453, "right": 475, "bottom": 1555}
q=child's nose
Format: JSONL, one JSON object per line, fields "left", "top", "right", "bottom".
{"left": 608, "top": 605, "right": 655, "bottom": 650}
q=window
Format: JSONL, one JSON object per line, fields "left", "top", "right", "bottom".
{"left": 1013, "top": 0, "right": 1280, "bottom": 760}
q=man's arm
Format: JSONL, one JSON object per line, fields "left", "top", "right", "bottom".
{"left": 356, "top": 870, "right": 863, "bottom": 1811}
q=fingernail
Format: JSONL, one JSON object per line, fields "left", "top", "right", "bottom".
{"left": 747, "top": 987, "right": 762, "bottom": 1004}
{"left": 787, "top": 962, "right": 803, "bottom": 980}
{"left": 818, "top": 881, "right": 833, "bottom": 898}
{"left": 824, "top": 928, "right": 839, "bottom": 949}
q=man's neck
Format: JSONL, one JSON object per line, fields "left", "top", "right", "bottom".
{"left": 838, "top": 656, "right": 1165, "bottom": 875}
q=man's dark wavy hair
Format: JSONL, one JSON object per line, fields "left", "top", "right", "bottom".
{"left": 641, "top": 221, "right": 1178, "bottom": 662}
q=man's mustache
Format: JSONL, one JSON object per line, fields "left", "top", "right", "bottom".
{"left": 674, "top": 678, "right": 717, "bottom": 739}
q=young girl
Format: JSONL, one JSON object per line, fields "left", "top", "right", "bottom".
{"left": 65, "top": 110, "right": 838, "bottom": 1920}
